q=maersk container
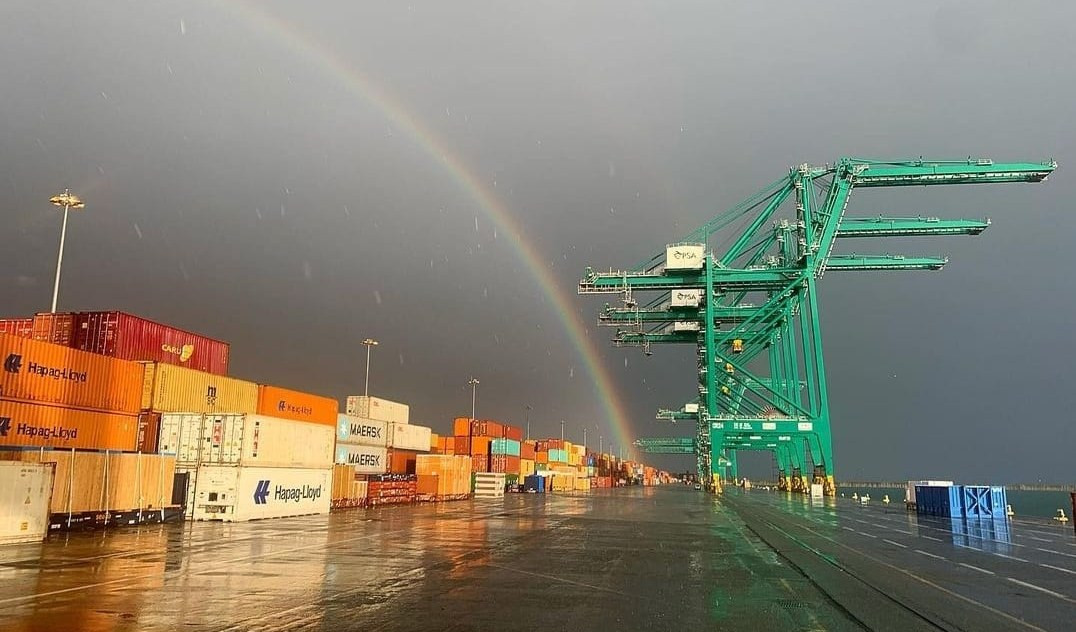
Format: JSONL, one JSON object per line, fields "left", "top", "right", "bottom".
{"left": 335, "top": 414, "right": 387, "bottom": 447}
{"left": 387, "top": 422, "right": 431, "bottom": 451}
{"left": 70, "top": 311, "right": 230, "bottom": 375}
{"left": 158, "top": 413, "right": 333, "bottom": 469}
{"left": 665, "top": 243, "right": 705, "bottom": 271}
{"left": 334, "top": 444, "right": 388, "bottom": 474}
{"left": 0, "top": 333, "right": 145, "bottom": 414}
{"left": 0, "top": 462, "right": 54, "bottom": 544}
{"left": 190, "top": 465, "right": 330, "bottom": 522}
{"left": 346, "top": 395, "right": 409, "bottom": 424}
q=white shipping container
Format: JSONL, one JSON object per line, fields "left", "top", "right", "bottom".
{"left": 336, "top": 414, "right": 387, "bottom": 447}
{"left": 473, "top": 472, "right": 506, "bottom": 498}
{"left": 671, "top": 321, "right": 701, "bottom": 332}
{"left": 387, "top": 423, "right": 432, "bottom": 451}
{"left": 334, "top": 444, "right": 388, "bottom": 474}
{"left": 346, "top": 396, "right": 409, "bottom": 425}
{"left": 191, "top": 465, "right": 331, "bottom": 522}
{"left": 665, "top": 243, "right": 705, "bottom": 271}
{"left": 159, "top": 413, "right": 333, "bottom": 469}
{"left": 670, "top": 289, "right": 703, "bottom": 308}
{"left": 683, "top": 403, "right": 699, "bottom": 414}
{"left": 0, "top": 462, "right": 54, "bottom": 545}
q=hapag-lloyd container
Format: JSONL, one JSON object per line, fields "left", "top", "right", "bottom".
{"left": 336, "top": 414, "right": 387, "bottom": 447}
{"left": 0, "top": 399, "right": 138, "bottom": 451}
{"left": 0, "top": 462, "right": 54, "bottom": 544}
{"left": 158, "top": 413, "right": 333, "bottom": 469}
{"left": 346, "top": 396, "right": 409, "bottom": 424}
{"left": 256, "top": 385, "right": 338, "bottom": 426}
{"left": 190, "top": 465, "right": 330, "bottom": 522}
{"left": 388, "top": 423, "right": 431, "bottom": 451}
{"left": 140, "top": 363, "right": 257, "bottom": 414}
{"left": 334, "top": 444, "right": 387, "bottom": 474}
{"left": 69, "top": 311, "right": 230, "bottom": 375}
{"left": 0, "top": 333, "right": 145, "bottom": 414}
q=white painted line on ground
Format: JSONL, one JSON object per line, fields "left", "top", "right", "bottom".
{"left": 842, "top": 526, "right": 856, "bottom": 532}
{"left": 1006, "top": 577, "right": 1076, "bottom": 603}
{"left": 855, "top": 531, "right": 878, "bottom": 538}
{"left": 882, "top": 539, "right": 907, "bottom": 549}
{"left": 921, "top": 535, "right": 942, "bottom": 542}
{"left": 1037, "top": 547, "right": 1076, "bottom": 559}
{"left": 1027, "top": 536, "right": 1052, "bottom": 543}
{"left": 915, "top": 549, "right": 946, "bottom": 560}
{"left": 994, "top": 553, "right": 1029, "bottom": 563}
{"left": 889, "top": 528, "right": 912, "bottom": 535}
{"left": 1040, "top": 563, "right": 1076, "bottom": 576}
{"left": 958, "top": 562, "right": 995, "bottom": 575}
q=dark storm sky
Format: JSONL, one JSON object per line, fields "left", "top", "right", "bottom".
{"left": 2, "top": 1, "right": 1073, "bottom": 482}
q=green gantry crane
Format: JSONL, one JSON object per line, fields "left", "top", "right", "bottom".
{"left": 582, "top": 157, "right": 1055, "bottom": 494}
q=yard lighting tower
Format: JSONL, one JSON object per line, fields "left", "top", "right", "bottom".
{"left": 469, "top": 378, "right": 480, "bottom": 421}
{"left": 361, "top": 338, "right": 379, "bottom": 397}
{"left": 47, "top": 189, "right": 85, "bottom": 313}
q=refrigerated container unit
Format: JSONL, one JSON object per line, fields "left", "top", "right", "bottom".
{"left": 388, "top": 423, "right": 432, "bottom": 452}
{"left": 346, "top": 396, "right": 409, "bottom": 425}
{"left": 0, "top": 462, "right": 54, "bottom": 544}
{"left": 190, "top": 465, "right": 331, "bottom": 522}
{"left": 0, "top": 450, "right": 179, "bottom": 530}
{"left": 334, "top": 444, "right": 388, "bottom": 474}
{"left": 336, "top": 414, "right": 388, "bottom": 447}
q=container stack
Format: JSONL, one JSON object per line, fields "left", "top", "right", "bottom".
{"left": 349, "top": 396, "right": 432, "bottom": 476}
{"left": 914, "top": 483, "right": 1008, "bottom": 519}
{"left": 452, "top": 417, "right": 527, "bottom": 490}
{"left": 333, "top": 414, "right": 388, "bottom": 509}
{"left": 0, "top": 333, "right": 179, "bottom": 529}
{"left": 415, "top": 454, "right": 472, "bottom": 501}
{"left": 367, "top": 473, "right": 417, "bottom": 506}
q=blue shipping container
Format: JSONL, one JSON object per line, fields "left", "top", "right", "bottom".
{"left": 523, "top": 474, "right": 546, "bottom": 493}
{"left": 961, "top": 485, "right": 1007, "bottom": 520}
{"left": 915, "top": 485, "right": 964, "bottom": 518}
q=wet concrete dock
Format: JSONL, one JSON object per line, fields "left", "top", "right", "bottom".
{"left": 0, "top": 487, "right": 1072, "bottom": 631}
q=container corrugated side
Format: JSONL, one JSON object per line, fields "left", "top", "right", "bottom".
{"left": 158, "top": 413, "right": 333, "bottom": 469}
{"left": 0, "top": 462, "right": 54, "bottom": 544}
{"left": 30, "top": 313, "right": 77, "bottom": 346}
{"left": 334, "top": 444, "right": 387, "bottom": 474}
{"left": 140, "top": 363, "right": 257, "bottom": 414}
{"left": 0, "top": 318, "right": 33, "bottom": 338}
{"left": 0, "top": 333, "right": 145, "bottom": 414}
{"left": 346, "top": 396, "right": 409, "bottom": 424}
{"left": 336, "top": 414, "right": 388, "bottom": 447}
{"left": 388, "top": 423, "right": 431, "bottom": 451}
{"left": 0, "top": 399, "right": 138, "bottom": 451}
{"left": 191, "top": 465, "right": 330, "bottom": 522}
{"left": 73, "top": 311, "right": 231, "bottom": 376}
{"left": 257, "top": 385, "right": 338, "bottom": 426}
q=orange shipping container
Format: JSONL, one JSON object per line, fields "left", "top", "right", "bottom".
{"left": 536, "top": 451, "right": 549, "bottom": 464}
{"left": 471, "top": 436, "right": 492, "bottom": 455}
{"left": 0, "top": 399, "right": 138, "bottom": 451}
{"left": 256, "top": 385, "right": 338, "bottom": 426}
{"left": 0, "top": 333, "right": 144, "bottom": 415}
{"left": 453, "top": 417, "right": 470, "bottom": 436}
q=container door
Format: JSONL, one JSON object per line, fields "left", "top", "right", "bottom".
{"left": 172, "top": 472, "right": 190, "bottom": 508}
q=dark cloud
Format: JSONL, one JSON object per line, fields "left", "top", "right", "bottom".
{"left": 1, "top": 0, "right": 1073, "bottom": 482}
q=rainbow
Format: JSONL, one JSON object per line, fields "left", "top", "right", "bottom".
{"left": 214, "top": 1, "right": 636, "bottom": 456}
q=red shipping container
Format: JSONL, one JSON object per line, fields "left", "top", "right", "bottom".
{"left": 137, "top": 411, "right": 162, "bottom": 453}
{"left": 521, "top": 441, "right": 536, "bottom": 460}
{"left": 485, "top": 420, "right": 503, "bottom": 438}
{"left": 31, "top": 313, "right": 77, "bottom": 345}
{"left": 454, "top": 436, "right": 471, "bottom": 454}
{"left": 471, "top": 454, "right": 489, "bottom": 473}
{"left": 504, "top": 425, "right": 523, "bottom": 442}
{"left": 469, "top": 420, "right": 486, "bottom": 436}
{"left": 0, "top": 318, "right": 33, "bottom": 337}
{"left": 490, "top": 455, "right": 520, "bottom": 474}
{"left": 71, "top": 311, "right": 230, "bottom": 375}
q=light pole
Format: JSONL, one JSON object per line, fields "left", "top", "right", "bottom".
{"left": 361, "top": 338, "right": 378, "bottom": 397}
{"left": 559, "top": 420, "right": 565, "bottom": 442}
{"left": 468, "top": 378, "right": 480, "bottom": 421}
{"left": 47, "top": 189, "right": 85, "bottom": 313}
{"left": 599, "top": 435, "right": 603, "bottom": 455}
{"left": 524, "top": 405, "right": 532, "bottom": 440}
{"left": 583, "top": 427, "right": 587, "bottom": 451}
